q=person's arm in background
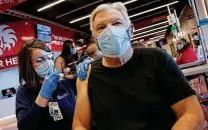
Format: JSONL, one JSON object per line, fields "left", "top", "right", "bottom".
{"left": 73, "top": 65, "right": 92, "bottom": 130}
{"left": 155, "top": 49, "right": 206, "bottom": 130}
{"left": 55, "top": 56, "right": 65, "bottom": 70}
{"left": 16, "top": 70, "right": 61, "bottom": 130}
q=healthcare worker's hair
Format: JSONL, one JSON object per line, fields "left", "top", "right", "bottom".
{"left": 18, "top": 39, "right": 51, "bottom": 88}
{"left": 90, "top": 2, "right": 131, "bottom": 35}
{"left": 60, "top": 40, "right": 78, "bottom": 65}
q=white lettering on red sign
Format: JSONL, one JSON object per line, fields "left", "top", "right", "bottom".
{"left": 52, "top": 35, "right": 70, "bottom": 46}
{"left": 0, "top": 56, "right": 19, "bottom": 70}
{"left": 0, "top": 0, "right": 15, "bottom": 5}
{"left": 0, "top": 60, "right": 3, "bottom": 67}
{"left": 13, "top": 57, "right": 18, "bottom": 65}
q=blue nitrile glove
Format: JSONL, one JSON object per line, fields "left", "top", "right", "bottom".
{"left": 76, "top": 57, "right": 94, "bottom": 81}
{"left": 39, "top": 70, "right": 61, "bottom": 99}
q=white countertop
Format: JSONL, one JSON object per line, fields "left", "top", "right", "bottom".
{"left": 179, "top": 61, "right": 206, "bottom": 69}
{"left": 182, "top": 64, "right": 208, "bottom": 76}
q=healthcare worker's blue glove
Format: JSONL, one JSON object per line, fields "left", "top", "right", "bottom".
{"left": 39, "top": 70, "right": 61, "bottom": 99}
{"left": 76, "top": 57, "right": 94, "bottom": 81}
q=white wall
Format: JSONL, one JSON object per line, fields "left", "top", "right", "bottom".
{"left": 0, "top": 68, "right": 19, "bottom": 97}
{"left": 0, "top": 97, "right": 16, "bottom": 118}
{"left": 0, "top": 67, "right": 19, "bottom": 118}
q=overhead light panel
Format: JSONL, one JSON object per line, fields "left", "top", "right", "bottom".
{"left": 129, "top": 1, "right": 179, "bottom": 18}
{"left": 134, "top": 21, "right": 168, "bottom": 33}
{"left": 134, "top": 25, "right": 168, "bottom": 37}
{"left": 123, "top": 0, "right": 138, "bottom": 5}
{"left": 38, "top": 0, "right": 66, "bottom": 12}
{"left": 70, "top": 14, "right": 91, "bottom": 24}
{"left": 132, "top": 29, "right": 166, "bottom": 40}
{"left": 69, "top": 0, "right": 138, "bottom": 24}
{"left": 149, "top": 35, "right": 164, "bottom": 40}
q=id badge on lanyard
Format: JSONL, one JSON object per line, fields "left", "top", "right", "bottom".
{"left": 48, "top": 101, "right": 63, "bottom": 121}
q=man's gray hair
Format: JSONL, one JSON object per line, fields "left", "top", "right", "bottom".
{"left": 90, "top": 2, "right": 131, "bottom": 35}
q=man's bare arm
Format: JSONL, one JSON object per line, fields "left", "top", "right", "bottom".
{"left": 73, "top": 66, "right": 92, "bottom": 130}
{"left": 171, "top": 95, "right": 207, "bottom": 130}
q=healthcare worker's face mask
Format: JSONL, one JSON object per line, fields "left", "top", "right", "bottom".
{"left": 70, "top": 48, "right": 77, "bottom": 55}
{"left": 35, "top": 60, "right": 54, "bottom": 78}
{"left": 97, "top": 25, "right": 131, "bottom": 58}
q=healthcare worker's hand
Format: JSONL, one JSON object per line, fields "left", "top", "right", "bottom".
{"left": 76, "top": 57, "right": 94, "bottom": 81}
{"left": 39, "top": 70, "right": 61, "bottom": 99}
{"left": 77, "top": 65, "right": 91, "bottom": 90}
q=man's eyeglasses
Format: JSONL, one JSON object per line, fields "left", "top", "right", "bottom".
{"left": 32, "top": 52, "right": 54, "bottom": 63}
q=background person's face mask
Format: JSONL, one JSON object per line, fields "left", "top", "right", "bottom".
{"left": 97, "top": 25, "right": 131, "bottom": 58}
{"left": 70, "top": 48, "right": 77, "bottom": 55}
{"left": 35, "top": 60, "right": 54, "bottom": 77}
{"left": 177, "top": 44, "right": 184, "bottom": 51}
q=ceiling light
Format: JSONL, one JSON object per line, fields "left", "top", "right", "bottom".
{"left": 149, "top": 35, "right": 164, "bottom": 40}
{"left": 134, "top": 21, "right": 168, "bottom": 33}
{"left": 70, "top": 15, "right": 91, "bottom": 24}
{"left": 123, "top": 0, "right": 137, "bottom": 5}
{"left": 69, "top": 0, "right": 138, "bottom": 24}
{"left": 129, "top": 1, "right": 179, "bottom": 18}
{"left": 132, "top": 29, "right": 166, "bottom": 40}
{"left": 81, "top": 23, "right": 90, "bottom": 28}
{"left": 38, "top": 0, "right": 65, "bottom": 12}
{"left": 134, "top": 25, "right": 168, "bottom": 37}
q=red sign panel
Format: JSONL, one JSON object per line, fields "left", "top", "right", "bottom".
{"left": 0, "top": 0, "right": 26, "bottom": 13}
{"left": 0, "top": 20, "right": 75, "bottom": 70}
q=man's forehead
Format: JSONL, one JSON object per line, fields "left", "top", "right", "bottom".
{"left": 93, "top": 9, "right": 125, "bottom": 25}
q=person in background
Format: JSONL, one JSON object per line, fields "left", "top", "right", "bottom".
{"left": 76, "top": 42, "right": 102, "bottom": 81}
{"left": 131, "top": 41, "right": 146, "bottom": 49}
{"left": 86, "top": 43, "right": 102, "bottom": 59}
{"left": 55, "top": 40, "right": 78, "bottom": 70}
{"left": 176, "top": 38, "right": 198, "bottom": 65}
{"left": 73, "top": 2, "right": 206, "bottom": 130}
{"left": 16, "top": 40, "right": 76, "bottom": 130}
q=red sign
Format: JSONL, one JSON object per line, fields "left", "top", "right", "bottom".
{"left": 0, "top": 20, "right": 75, "bottom": 69}
{"left": 0, "top": 21, "right": 35, "bottom": 58}
{"left": 0, "top": 0, "right": 26, "bottom": 13}
{"left": 0, "top": 20, "right": 74, "bottom": 58}
{"left": 51, "top": 35, "right": 72, "bottom": 51}
{"left": 0, "top": 55, "right": 18, "bottom": 70}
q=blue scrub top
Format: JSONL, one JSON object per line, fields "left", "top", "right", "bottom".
{"left": 16, "top": 78, "right": 76, "bottom": 130}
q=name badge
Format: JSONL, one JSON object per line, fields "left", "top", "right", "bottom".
{"left": 48, "top": 102, "right": 63, "bottom": 121}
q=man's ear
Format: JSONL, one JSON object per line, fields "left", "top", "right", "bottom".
{"left": 130, "top": 24, "right": 135, "bottom": 38}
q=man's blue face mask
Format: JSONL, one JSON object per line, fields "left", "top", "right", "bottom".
{"left": 97, "top": 25, "right": 131, "bottom": 58}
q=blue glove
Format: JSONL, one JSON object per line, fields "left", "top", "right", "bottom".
{"left": 39, "top": 70, "right": 61, "bottom": 99}
{"left": 76, "top": 57, "right": 94, "bottom": 81}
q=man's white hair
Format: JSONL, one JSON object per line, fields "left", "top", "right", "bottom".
{"left": 90, "top": 2, "right": 131, "bottom": 35}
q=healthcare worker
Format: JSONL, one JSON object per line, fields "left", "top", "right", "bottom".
{"left": 55, "top": 40, "right": 78, "bottom": 70}
{"left": 73, "top": 2, "right": 207, "bottom": 130}
{"left": 16, "top": 39, "right": 76, "bottom": 130}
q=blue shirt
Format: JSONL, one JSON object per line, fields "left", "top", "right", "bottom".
{"left": 16, "top": 79, "right": 76, "bottom": 130}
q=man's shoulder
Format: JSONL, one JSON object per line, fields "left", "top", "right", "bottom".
{"left": 133, "top": 48, "right": 165, "bottom": 60}
{"left": 91, "top": 57, "right": 103, "bottom": 69}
